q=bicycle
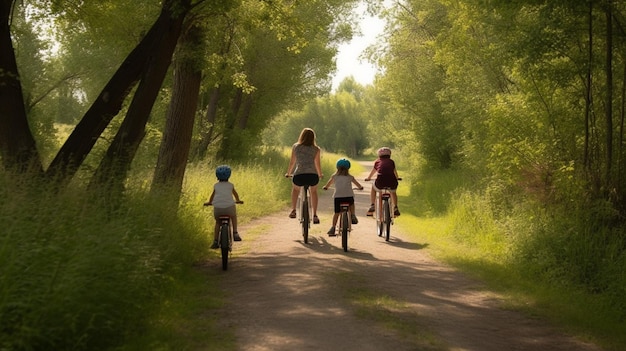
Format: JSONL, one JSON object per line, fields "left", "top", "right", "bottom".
{"left": 287, "top": 176, "right": 312, "bottom": 243}
{"left": 206, "top": 201, "right": 243, "bottom": 270}
{"left": 367, "top": 178, "right": 401, "bottom": 242}
{"left": 324, "top": 185, "right": 362, "bottom": 252}
{"left": 338, "top": 200, "right": 352, "bottom": 251}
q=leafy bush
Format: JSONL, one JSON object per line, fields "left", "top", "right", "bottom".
{"left": 508, "top": 200, "right": 626, "bottom": 319}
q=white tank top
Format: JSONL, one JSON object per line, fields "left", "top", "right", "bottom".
{"left": 213, "top": 181, "right": 235, "bottom": 208}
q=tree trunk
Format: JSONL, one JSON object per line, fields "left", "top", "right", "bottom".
{"left": 194, "top": 86, "right": 220, "bottom": 159}
{"left": 217, "top": 88, "right": 243, "bottom": 159}
{"left": 238, "top": 94, "right": 253, "bottom": 129}
{"left": 0, "top": 0, "right": 43, "bottom": 174}
{"left": 45, "top": 2, "right": 175, "bottom": 185}
{"left": 89, "top": 0, "right": 189, "bottom": 195}
{"left": 584, "top": 0, "right": 593, "bottom": 172}
{"left": 605, "top": 1, "right": 614, "bottom": 192}
{"left": 151, "top": 24, "right": 203, "bottom": 201}
{"left": 192, "top": 22, "right": 236, "bottom": 160}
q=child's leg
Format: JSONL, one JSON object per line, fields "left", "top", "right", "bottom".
{"left": 391, "top": 192, "right": 399, "bottom": 209}
{"left": 332, "top": 213, "right": 339, "bottom": 227}
{"left": 213, "top": 220, "right": 220, "bottom": 241}
{"left": 369, "top": 187, "right": 376, "bottom": 205}
{"left": 232, "top": 215, "right": 238, "bottom": 233}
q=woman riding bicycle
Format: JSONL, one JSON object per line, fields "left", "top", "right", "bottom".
{"left": 285, "top": 128, "right": 323, "bottom": 224}
{"left": 365, "top": 147, "right": 400, "bottom": 217}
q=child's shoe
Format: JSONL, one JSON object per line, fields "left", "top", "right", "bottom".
{"left": 394, "top": 207, "right": 401, "bottom": 217}
{"left": 366, "top": 204, "right": 375, "bottom": 216}
{"left": 327, "top": 227, "right": 336, "bottom": 236}
{"left": 351, "top": 214, "right": 358, "bottom": 224}
{"left": 233, "top": 232, "right": 242, "bottom": 241}
{"left": 210, "top": 240, "right": 219, "bottom": 249}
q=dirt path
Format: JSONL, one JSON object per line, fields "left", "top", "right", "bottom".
{"left": 212, "top": 162, "right": 602, "bottom": 351}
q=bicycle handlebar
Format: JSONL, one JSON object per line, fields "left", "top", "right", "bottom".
{"left": 285, "top": 174, "right": 324, "bottom": 179}
{"left": 364, "top": 177, "right": 402, "bottom": 181}
{"left": 204, "top": 200, "right": 244, "bottom": 206}
{"left": 323, "top": 186, "right": 364, "bottom": 191}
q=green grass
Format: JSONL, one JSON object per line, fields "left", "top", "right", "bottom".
{"left": 5, "top": 155, "right": 624, "bottom": 350}
{"left": 396, "top": 169, "right": 626, "bottom": 351}
{"left": 0, "top": 149, "right": 294, "bottom": 351}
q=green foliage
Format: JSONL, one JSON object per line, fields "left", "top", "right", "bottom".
{"left": 183, "top": 149, "right": 294, "bottom": 220}
{"left": 0, "top": 149, "right": 293, "bottom": 350}
{"left": 266, "top": 85, "right": 371, "bottom": 157}
{"left": 0, "top": 177, "right": 207, "bottom": 350}
{"left": 204, "top": 0, "right": 360, "bottom": 159}
{"left": 404, "top": 168, "right": 626, "bottom": 349}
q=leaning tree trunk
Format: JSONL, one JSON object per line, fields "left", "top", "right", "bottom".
{"left": 89, "top": 0, "right": 189, "bottom": 197}
{"left": 0, "top": 0, "right": 43, "bottom": 175}
{"left": 151, "top": 23, "right": 203, "bottom": 202}
{"left": 45, "top": 3, "right": 177, "bottom": 186}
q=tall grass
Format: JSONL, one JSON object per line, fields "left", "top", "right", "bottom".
{"left": 0, "top": 178, "right": 204, "bottom": 350}
{"left": 404, "top": 168, "right": 626, "bottom": 350}
{"left": 0, "top": 149, "right": 294, "bottom": 350}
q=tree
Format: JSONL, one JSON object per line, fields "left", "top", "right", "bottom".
{"left": 88, "top": 0, "right": 191, "bottom": 196}
{"left": 151, "top": 21, "right": 205, "bottom": 198}
{"left": 0, "top": 0, "right": 43, "bottom": 174}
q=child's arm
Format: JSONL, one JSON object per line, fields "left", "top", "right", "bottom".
{"left": 203, "top": 190, "right": 215, "bottom": 206}
{"left": 351, "top": 177, "right": 364, "bottom": 190}
{"left": 365, "top": 167, "right": 377, "bottom": 181}
{"left": 232, "top": 187, "right": 243, "bottom": 203}
{"left": 322, "top": 175, "right": 334, "bottom": 190}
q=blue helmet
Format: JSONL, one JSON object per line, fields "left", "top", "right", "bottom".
{"left": 336, "top": 158, "right": 351, "bottom": 169}
{"left": 215, "top": 165, "right": 231, "bottom": 181}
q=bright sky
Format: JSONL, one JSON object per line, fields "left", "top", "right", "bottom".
{"left": 331, "top": 8, "right": 386, "bottom": 91}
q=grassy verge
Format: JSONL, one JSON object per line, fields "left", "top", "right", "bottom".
{"left": 396, "top": 169, "right": 626, "bottom": 351}
{"left": 0, "top": 148, "right": 297, "bottom": 350}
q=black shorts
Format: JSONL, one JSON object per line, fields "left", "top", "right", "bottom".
{"left": 333, "top": 197, "right": 354, "bottom": 213}
{"left": 293, "top": 173, "right": 319, "bottom": 187}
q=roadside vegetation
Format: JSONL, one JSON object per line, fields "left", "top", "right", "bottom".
{"left": 400, "top": 167, "right": 626, "bottom": 351}
{"left": 3, "top": 0, "right": 626, "bottom": 350}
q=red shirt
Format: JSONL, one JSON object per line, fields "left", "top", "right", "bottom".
{"left": 374, "top": 158, "right": 398, "bottom": 189}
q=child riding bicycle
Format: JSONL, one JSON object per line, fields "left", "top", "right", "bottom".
{"left": 365, "top": 147, "right": 400, "bottom": 217}
{"left": 204, "top": 165, "right": 243, "bottom": 249}
{"left": 323, "top": 158, "right": 364, "bottom": 236}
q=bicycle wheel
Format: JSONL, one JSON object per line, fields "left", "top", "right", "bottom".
{"left": 341, "top": 212, "right": 349, "bottom": 252}
{"left": 302, "top": 195, "right": 309, "bottom": 243}
{"left": 376, "top": 202, "right": 383, "bottom": 237}
{"left": 383, "top": 199, "right": 391, "bottom": 242}
{"left": 220, "top": 224, "right": 230, "bottom": 270}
